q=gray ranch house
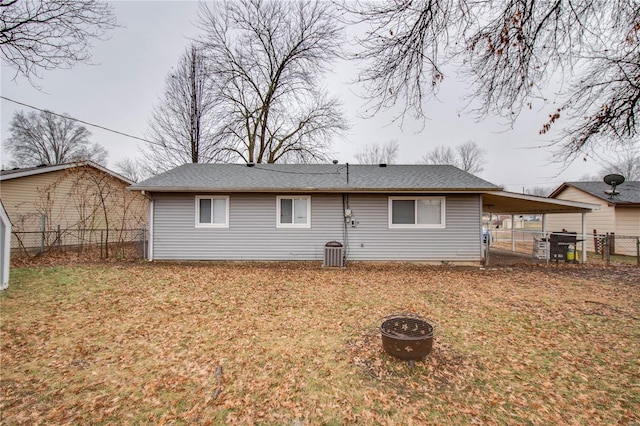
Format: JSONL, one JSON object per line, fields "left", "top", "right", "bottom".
{"left": 129, "top": 163, "right": 502, "bottom": 264}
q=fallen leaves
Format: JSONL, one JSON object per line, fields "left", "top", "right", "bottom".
{"left": 0, "top": 262, "right": 639, "bottom": 425}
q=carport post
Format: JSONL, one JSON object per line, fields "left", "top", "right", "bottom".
{"left": 511, "top": 214, "right": 515, "bottom": 252}
{"left": 581, "top": 212, "right": 587, "bottom": 264}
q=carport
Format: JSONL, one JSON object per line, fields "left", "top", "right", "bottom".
{"left": 482, "top": 191, "right": 600, "bottom": 264}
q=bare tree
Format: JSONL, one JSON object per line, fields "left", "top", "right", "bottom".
{"left": 457, "top": 141, "right": 486, "bottom": 174}
{"left": 354, "top": 139, "right": 399, "bottom": 164}
{"left": 422, "top": 141, "right": 485, "bottom": 173}
{"left": 349, "top": 0, "right": 639, "bottom": 160}
{"left": 114, "top": 158, "right": 148, "bottom": 183}
{"left": 0, "top": 0, "right": 116, "bottom": 81}
{"left": 525, "top": 186, "right": 554, "bottom": 197}
{"left": 4, "top": 110, "right": 108, "bottom": 167}
{"left": 27, "top": 164, "right": 147, "bottom": 258}
{"left": 599, "top": 149, "right": 640, "bottom": 181}
{"left": 143, "top": 44, "right": 226, "bottom": 172}
{"left": 422, "top": 146, "right": 456, "bottom": 166}
{"left": 198, "top": 0, "right": 348, "bottom": 164}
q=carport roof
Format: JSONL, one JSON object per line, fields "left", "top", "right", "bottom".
{"left": 483, "top": 191, "right": 600, "bottom": 214}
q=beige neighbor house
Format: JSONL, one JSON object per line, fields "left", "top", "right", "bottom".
{"left": 545, "top": 181, "right": 640, "bottom": 256}
{"left": 0, "top": 162, "right": 148, "bottom": 253}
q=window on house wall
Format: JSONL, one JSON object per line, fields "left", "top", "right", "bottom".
{"left": 196, "top": 196, "right": 229, "bottom": 228}
{"left": 388, "top": 196, "right": 445, "bottom": 228}
{"left": 277, "top": 196, "right": 311, "bottom": 228}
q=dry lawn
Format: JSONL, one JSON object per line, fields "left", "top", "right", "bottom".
{"left": 1, "top": 261, "right": 639, "bottom": 425}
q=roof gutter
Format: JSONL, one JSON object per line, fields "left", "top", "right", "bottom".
{"left": 127, "top": 187, "right": 503, "bottom": 194}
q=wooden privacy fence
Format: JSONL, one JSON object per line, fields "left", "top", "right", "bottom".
{"left": 11, "top": 226, "right": 147, "bottom": 260}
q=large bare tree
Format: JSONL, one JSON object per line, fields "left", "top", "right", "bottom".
{"left": 354, "top": 139, "right": 399, "bottom": 164}
{"left": 349, "top": 0, "right": 640, "bottom": 160}
{"left": 197, "top": 0, "right": 348, "bottom": 164}
{"left": 143, "top": 44, "right": 225, "bottom": 172}
{"left": 4, "top": 110, "right": 108, "bottom": 167}
{"left": 0, "top": 0, "right": 116, "bottom": 81}
{"left": 422, "top": 140, "right": 486, "bottom": 173}
{"left": 456, "top": 140, "right": 486, "bottom": 175}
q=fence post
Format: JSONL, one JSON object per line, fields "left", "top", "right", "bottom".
{"left": 605, "top": 234, "right": 611, "bottom": 265}
{"left": 141, "top": 225, "right": 147, "bottom": 260}
{"left": 610, "top": 232, "right": 616, "bottom": 255}
{"left": 40, "top": 214, "right": 46, "bottom": 253}
{"left": 57, "top": 225, "right": 61, "bottom": 251}
{"left": 100, "top": 230, "right": 104, "bottom": 258}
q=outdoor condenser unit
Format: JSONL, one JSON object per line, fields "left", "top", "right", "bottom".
{"left": 323, "top": 241, "right": 344, "bottom": 267}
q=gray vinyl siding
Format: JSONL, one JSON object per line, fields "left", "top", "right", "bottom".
{"left": 151, "top": 193, "right": 482, "bottom": 261}
{"left": 152, "top": 193, "right": 344, "bottom": 261}
{"left": 344, "top": 194, "right": 481, "bottom": 261}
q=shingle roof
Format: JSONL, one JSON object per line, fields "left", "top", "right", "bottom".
{"left": 0, "top": 164, "right": 51, "bottom": 177}
{"left": 0, "top": 161, "right": 133, "bottom": 184}
{"left": 129, "top": 163, "right": 501, "bottom": 193}
{"left": 551, "top": 181, "right": 640, "bottom": 205}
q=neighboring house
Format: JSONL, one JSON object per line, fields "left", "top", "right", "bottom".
{"left": 0, "top": 200, "right": 10, "bottom": 289}
{"left": 545, "top": 181, "right": 640, "bottom": 255}
{"left": 130, "top": 163, "right": 505, "bottom": 263}
{"left": 0, "top": 162, "right": 148, "bottom": 250}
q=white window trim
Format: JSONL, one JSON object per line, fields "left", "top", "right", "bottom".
{"left": 195, "top": 195, "right": 230, "bottom": 228}
{"left": 388, "top": 196, "right": 446, "bottom": 229}
{"left": 276, "top": 195, "right": 311, "bottom": 229}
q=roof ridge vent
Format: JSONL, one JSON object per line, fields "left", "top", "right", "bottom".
{"left": 379, "top": 163, "right": 387, "bottom": 167}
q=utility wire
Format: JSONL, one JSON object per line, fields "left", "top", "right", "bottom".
{"left": 239, "top": 163, "right": 347, "bottom": 175}
{"left": 0, "top": 96, "right": 589, "bottom": 185}
{"left": 1, "top": 95, "right": 160, "bottom": 146}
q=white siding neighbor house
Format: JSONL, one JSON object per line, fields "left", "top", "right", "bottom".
{"left": 130, "top": 163, "right": 503, "bottom": 264}
{"left": 0, "top": 200, "right": 10, "bottom": 289}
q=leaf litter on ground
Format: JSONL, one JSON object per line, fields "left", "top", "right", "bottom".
{"left": 1, "top": 261, "right": 638, "bottom": 425}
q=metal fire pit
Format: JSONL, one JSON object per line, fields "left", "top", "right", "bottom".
{"left": 380, "top": 314, "right": 437, "bottom": 361}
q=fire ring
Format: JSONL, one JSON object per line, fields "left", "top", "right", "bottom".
{"left": 380, "top": 314, "right": 437, "bottom": 361}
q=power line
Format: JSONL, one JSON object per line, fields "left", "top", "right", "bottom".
{"left": 240, "top": 163, "right": 347, "bottom": 175}
{"left": 1, "top": 95, "right": 160, "bottom": 146}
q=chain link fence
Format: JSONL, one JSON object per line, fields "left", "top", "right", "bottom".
{"left": 490, "top": 229, "right": 639, "bottom": 266}
{"left": 11, "top": 226, "right": 147, "bottom": 260}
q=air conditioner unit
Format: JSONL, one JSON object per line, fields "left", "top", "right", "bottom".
{"left": 323, "top": 241, "right": 344, "bottom": 267}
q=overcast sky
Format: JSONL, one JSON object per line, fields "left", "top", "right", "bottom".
{"left": 1, "top": 1, "right": 607, "bottom": 192}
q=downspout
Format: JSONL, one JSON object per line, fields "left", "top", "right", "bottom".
{"left": 342, "top": 193, "right": 349, "bottom": 264}
{"left": 148, "top": 198, "right": 154, "bottom": 261}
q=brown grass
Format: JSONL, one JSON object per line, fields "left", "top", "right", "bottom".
{"left": 1, "top": 262, "right": 639, "bottom": 425}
